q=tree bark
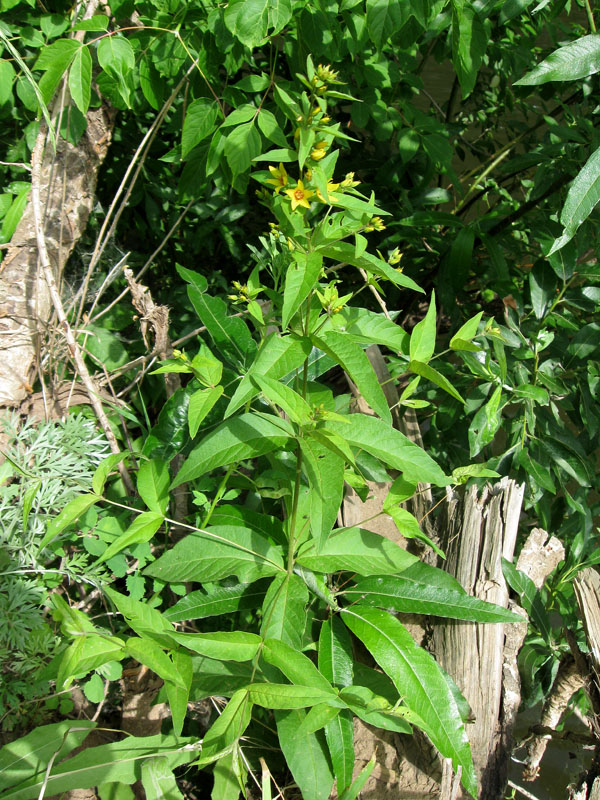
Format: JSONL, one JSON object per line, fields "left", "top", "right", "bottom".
{"left": 0, "top": 104, "right": 114, "bottom": 409}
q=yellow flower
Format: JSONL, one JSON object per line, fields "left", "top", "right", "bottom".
{"left": 321, "top": 115, "right": 331, "bottom": 124}
{"left": 365, "top": 216, "right": 386, "bottom": 232}
{"left": 388, "top": 247, "right": 403, "bottom": 265}
{"left": 284, "top": 180, "right": 314, "bottom": 211}
{"left": 310, "top": 148, "right": 327, "bottom": 161}
{"left": 315, "top": 180, "right": 340, "bottom": 203}
{"left": 317, "top": 64, "right": 339, "bottom": 83}
{"left": 341, "top": 172, "right": 360, "bottom": 188}
{"left": 266, "top": 163, "right": 289, "bottom": 194}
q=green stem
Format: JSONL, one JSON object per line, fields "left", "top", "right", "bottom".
{"left": 586, "top": 0, "right": 597, "bottom": 32}
{"left": 201, "top": 461, "right": 237, "bottom": 527}
{"left": 287, "top": 443, "right": 304, "bottom": 574}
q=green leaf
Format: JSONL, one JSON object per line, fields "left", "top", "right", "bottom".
{"left": 72, "top": 15, "right": 109, "bottom": 31}
{"left": 550, "top": 143, "right": 600, "bottom": 255}
{"left": 39, "top": 493, "right": 101, "bottom": 550}
{"left": 92, "top": 453, "right": 128, "bottom": 496}
{"left": 260, "top": 573, "right": 308, "bottom": 648}
{"left": 187, "top": 289, "right": 256, "bottom": 367}
{"left": 516, "top": 34, "right": 600, "bottom": 85}
{"left": 126, "top": 637, "right": 185, "bottom": 688}
{"left": 409, "top": 360, "right": 464, "bottom": 403}
{"left": 262, "top": 639, "right": 335, "bottom": 693}
{"left": 297, "top": 527, "right": 417, "bottom": 576}
{"left": 468, "top": 386, "right": 503, "bottom": 457}
{"left": 529, "top": 262, "right": 557, "bottom": 319}
{"left": 83, "top": 673, "right": 105, "bottom": 704}
{"left": 137, "top": 458, "right": 170, "bottom": 515}
{"left": 342, "top": 606, "right": 476, "bottom": 797}
{"left": 366, "top": 0, "right": 404, "bottom": 47}
{"left": 314, "top": 331, "right": 392, "bottom": 424}
{"left": 324, "top": 710, "right": 354, "bottom": 793}
{"left": 451, "top": 1, "right": 487, "bottom": 97}
{"left": 22, "top": 480, "right": 40, "bottom": 532}
{"left": 325, "top": 414, "right": 449, "bottom": 486}
{"left": 0, "top": 187, "right": 30, "bottom": 243}
{"left": 502, "top": 559, "right": 552, "bottom": 642}
{"left": 318, "top": 617, "right": 354, "bottom": 688}
{"left": 143, "top": 525, "right": 284, "bottom": 583}
{"left": 35, "top": 39, "right": 80, "bottom": 103}
{"left": 450, "top": 311, "right": 483, "bottom": 349}
{"left": 165, "top": 650, "right": 193, "bottom": 737}
{"left": 0, "top": 59, "right": 16, "bottom": 106}
{"left": 249, "top": 684, "right": 340, "bottom": 709}
{"left": 224, "top": 0, "right": 292, "bottom": 49}
{"left": 318, "top": 242, "right": 422, "bottom": 293}
{"left": 68, "top": 45, "right": 91, "bottom": 114}
{"left": 188, "top": 386, "right": 224, "bottom": 438}
{"left": 344, "top": 573, "right": 521, "bottom": 622}
{"left": 0, "top": 734, "right": 197, "bottom": 800}
{"left": 513, "top": 384, "right": 549, "bottom": 405}
{"left": 142, "top": 385, "right": 193, "bottom": 462}
{"left": 165, "top": 581, "right": 269, "bottom": 622}
{"left": 276, "top": 710, "right": 334, "bottom": 800}
{"left": 182, "top": 99, "right": 219, "bottom": 159}
{"left": 567, "top": 322, "right": 600, "bottom": 360}
{"left": 224, "top": 122, "right": 262, "bottom": 177}
{"left": 338, "top": 757, "right": 376, "bottom": 800}
{"left": 170, "top": 631, "right": 262, "bottom": 661}
{"left": 141, "top": 760, "right": 184, "bottom": 800}
{"left": 172, "top": 412, "right": 292, "bottom": 488}
{"left": 253, "top": 374, "right": 312, "bottom": 424}
{"left": 225, "top": 334, "right": 312, "bottom": 416}
{"left": 386, "top": 506, "right": 445, "bottom": 557}
{"left": 299, "top": 437, "right": 344, "bottom": 549}
{"left": 98, "top": 511, "right": 163, "bottom": 564}
{"left": 198, "top": 690, "right": 252, "bottom": 767}
{"left": 97, "top": 35, "right": 135, "bottom": 74}
{"left": 327, "top": 307, "right": 409, "bottom": 354}
{"left": 0, "top": 721, "right": 96, "bottom": 790}
{"left": 105, "top": 588, "right": 173, "bottom": 642}
{"left": 409, "top": 291, "right": 436, "bottom": 363}
{"left": 515, "top": 449, "right": 556, "bottom": 492}
{"left": 282, "top": 252, "right": 324, "bottom": 329}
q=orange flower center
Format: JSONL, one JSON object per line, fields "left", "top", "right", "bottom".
{"left": 294, "top": 189, "right": 304, "bottom": 200}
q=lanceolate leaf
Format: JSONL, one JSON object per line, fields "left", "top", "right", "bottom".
{"left": 325, "top": 710, "right": 354, "bottom": 793}
{"left": 182, "top": 98, "right": 219, "bottom": 158}
{"left": 98, "top": 511, "right": 163, "bottom": 564}
{"left": 516, "top": 34, "right": 600, "bottom": 85}
{"left": 248, "top": 684, "right": 341, "bottom": 709}
{"left": 409, "top": 360, "right": 465, "bottom": 403}
{"left": 282, "top": 252, "right": 324, "bottom": 329}
{"left": 299, "top": 437, "right": 345, "bottom": 548}
{"left": 409, "top": 291, "right": 436, "bottom": 364}
{"left": 170, "top": 631, "right": 262, "bottom": 661}
{"left": 344, "top": 575, "right": 521, "bottom": 622}
{"left": 549, "top": 143, "right": 600, "bottom": 255}
{"left": 262, "top": 639, "right": 335, "bottom": 693}
{"left": 313, "top": 332, "right": 392, "bottom": 424}
{"left": 165, "top": 581, "right": 270, "bottom": 622}
{"left": 137, "top": 458, "right": 170, "bottom": 515}
{"left": 297, "top": 527, "right": 417, "bottom": 576}
{"left": 198, "top": 690, "right": 253, "bottom": 767}
{"left": 172, "top": 413, "right": 292, "bottom": 488}
{"left": 68, "top": 45, "right": 91, "bottom": 114}
{"left": 342, "top": 606, "right": 476, "bottom": 797}
{"left": 325, "top": 414, "right": 450, "bottom": 486}
{"left": 143, "top": 525, "right": 285, "bottom": 583}
{"left": 276, "top": 710, "right": 335, "bottom": 800}
{"left": 318, "top": 618, "right": 354, "bottom": 689}
{"left": 451, "top": 1, "right": 487, "bottom": 97}
{"left": 318, "top": 242, "right": 422, "bottom": 292}
{"left": 260, "top": 573, "right": 308, "bottom": 648}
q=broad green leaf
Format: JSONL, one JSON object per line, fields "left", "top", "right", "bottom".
{"left": 126, "top": 637, "right": 185, "bottom": 688}
{"left": 142, "top": 385, "right": 193, "bottom": 462}
{"left": 224, "top": 122, "right": 262, "bottom": 177}
{"left": 165, "top": 650, "right": 193, "bottom": 737}
{"left": 297, "top": 527, "right": 417, "bottom": 576}
{"left": 529, "top": 262, "right": 556, "bottom": 319}
{"left": 39, "top": 493, "right": 101, "bottom": 550}
{"left": 190, "top": 659, "right": 255, "bottom": 701}
{"left": 250, "top": 684, "right": 341, "bottom": 709}
{"left": 468, "top": 386, "right": 503, "bottom": 457}
{"left": 502, "top": 559, "right": 552, "bottom": 643}
{"left": 182, "top": 98, "right": 219, "bottom": 159}
{"left": 383, "top": 475, "right": 416, "bottom": 509}
{"left": 515, "top": 34, "right": 600, "bottom": 85}
{"left": 72, "top": 15, "right": 109, "bottom": 31}
{"left": 344, "top": 574, "right": 521, "bottom": 622}
{"left": 299, "top": 437, "right": 344, "bottom": 548}
{"left": 314, "top": 331, "right": 392, "bottom": 424}
{"left": 188, "top": 386, "right": 224, "bottom": 438}
{"left": 327, "top": 307, "right": 409, "bottom": 354}
{"left": 515, "top": 449, "right": 556, "bottom": 492}
{"left": 0, "top": 187, "right": 29, "bottom": 244}
{"left": 98, "top": 511, "right": 163, "bottom": 564}
{"left": 342, "top": 606, "right": 476, "bottom": 797}
{"left": 35, "top": 39, "right": 80, "bottom": 103}
{"left": 450, "top": 311, "right": 483, "bottom": 349}
{"left": 451, "top": 1, "right": 487, "bottom": 97}
{"left": 170, "top": 631, "right": 262, "bottom": 661}
{"left": 92, "top": 453, "right": 128, "bottom": 496}
{"left": 324, "top": 710, "right": 354, "bottom": 793}
{"left": 212, "top": 751, "right": 245, "bottom": 800}
{"left": 409, "top": 291, "right": 436, "bottom": 364}
{"left": 105, "top": 588, "right": 173, "bottom": 642}
{"left": 165, "top": 581, "right": 269, "bottom": 622}
{"left": 0, "top": 59, "right": 15, "bottom": 106}
{"left": 325, "top": 414, "right": 449, "bottom": 486}
{"left": 386, "top": 506, "right": 444, "bottom": 557}
{"left": 262, "top": 639, "right": 335, "bottom": 693}
{"left": 253, "top": 374, "right": 312, "bottom": 424}
{"left": 549, "top": 143, "right": 600, "bottom": 255}
{"left": 276, "top": 710, "right": 334, "bottom": 800}
{"left": 0, "top": 734, "right": 197, "bottom": 800}
{"left": 451, "top": 464, "right": 500, "bottom": 483}
{"left": 318, "top": 242, "right": 422, "bottom": 293}
{"left": 197, "top": 690, "right": 252, "bottom": 767}
{"left": 0, "top": 721, "right": 96, "bottom": 790}
{"left": 258, "top": 108, "right": 287, "bottom": 146}
{"left": 172, "top": 412, "right": 292, "bottom": 488}
{"left": 137, "top": 458, "right": 169, "bottom": 515}
{"left": 567, "top": 322, "right": 600, "bottom": 360}
{"left": 298, "top": 704, "right": 341, "bottom": 734}
{"left": 409, "top": 360, "right": 464, "bottom": 403}
{"left": 226, "top": 333, "right": 311, "bottom": 416}
{"left": 513, "top": 384, "right": 549, "bottom": 405}
{"left": 282, "top": 252, "right": 324, "bottom": 330}
{"left": 141, "top": 760, "right": 184, "bottom": 800}
{"left": 143, "top": 525, "right": 284, "bottom": 583}
{"left": 224, "top": 0, "right": 292, "bottom": 48}
{"left": 57, "top": 635, "right": 124, "bottom": 685}
{"left": 366, "top": 0, "right": 404, "bottom": 47}
{"left": 97, "top": 35, "right": 135, "bottom": 73}
{"left": 318, "top": 617, "right": 354, "bottom": 689}
{"left": 68, "top": 45, "right": 91, "bottom": 114}
{"left": 187, "top": 288, "right": 256, "bottom": 368}
{"left": 260, "top": 573, "right": 308, "bottom": 648}
{"left": 176, "top": 264, "right": 208, "bottom": 292}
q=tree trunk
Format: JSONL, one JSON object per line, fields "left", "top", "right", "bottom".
{"left": 0, "top": 104, "right": 114, "bottom": 409}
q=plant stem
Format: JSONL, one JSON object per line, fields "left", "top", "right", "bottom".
{"left": 585, "top": 0, "right": 597, "bottom": 32}
{"left": 201, "top": 461, "right": 237, "bottom": 527}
